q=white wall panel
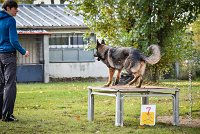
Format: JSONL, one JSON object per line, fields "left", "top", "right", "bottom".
{"left": 49, "top": 61, "right": 108, "bottom": 78}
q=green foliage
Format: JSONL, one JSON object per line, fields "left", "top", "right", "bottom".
{"left": 69, "top": 0, "right": 200, "bottom": 81}
{"left": 18, "top": 0, "right": 33, "bottom": 4}
{"left": 191, "top": 15, "right": 200, "bottom": 78}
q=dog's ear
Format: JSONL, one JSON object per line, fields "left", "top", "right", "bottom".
{"left": 97, "top": 39, "right": 101, "bottom": 46}
{"left": 101, "top": 39, "right": 105, "bottom": 45}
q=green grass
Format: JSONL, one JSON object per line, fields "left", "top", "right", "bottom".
{"left": 0, "top": 80, "right": 199, "bottom": 134}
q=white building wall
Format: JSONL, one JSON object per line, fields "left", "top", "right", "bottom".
{"left": 49, "top": 61, "right": 108, "bottom": 78}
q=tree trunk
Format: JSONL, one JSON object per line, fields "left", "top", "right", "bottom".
{"left": 149, "top": 26, "right": 164, "bottom": 82}
{"left": 152, "top": 66, "right": 159, "bottom": 82}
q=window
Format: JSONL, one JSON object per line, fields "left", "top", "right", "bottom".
{"left": 49, "top": 33, "right": 89, "bottom": 48}
{"left": 49, "top": 33, "right": 95, "bottom": 63}
{"left": 49, "top": 36, "right": 69, "bottom": 45}
{"left": 70, "top": 36, "right": 86, "bottom": 45}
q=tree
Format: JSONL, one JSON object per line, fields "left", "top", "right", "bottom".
{"left": 16, "top": 0, "right": 34, "bottom": 4}
{"left": 69, "top": 0, "right": 200, "bottom": 81}
{"left": 60, "top": 0, "right": 66, "bottom": 4}
{"left": 191, "top": 15, "right": 200, "bottom": 78}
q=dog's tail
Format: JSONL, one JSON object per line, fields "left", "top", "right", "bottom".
{"left": 144, "top": 45, "right": 161, "bottom": 65}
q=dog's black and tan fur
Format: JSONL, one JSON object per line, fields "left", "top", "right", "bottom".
{"left": 94, "top": 40, "right": 161, "bottom": 88}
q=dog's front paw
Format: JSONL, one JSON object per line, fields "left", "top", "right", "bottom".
{"left": 103, "top": 84, "right": 110, "bottom": 87}
{"left": 136, "top": 85, "right": 141, "bottom": 88}
{"left": 103, "top": 81, "right": 112, "bottom": 87}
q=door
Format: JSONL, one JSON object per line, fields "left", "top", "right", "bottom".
{"left": 17, "top": 34, "right": 44, "bottom": 82}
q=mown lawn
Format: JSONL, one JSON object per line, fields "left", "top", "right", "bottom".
{"left": 0, "top": 80, "right": 199, "bottom": 134}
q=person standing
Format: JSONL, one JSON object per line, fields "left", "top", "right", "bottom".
{"left": 0, "top": 0, "right": 29, "bottom": 122}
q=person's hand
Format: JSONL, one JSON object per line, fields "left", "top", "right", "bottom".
{"left": 25, "top": 51, "right": 29, "bottom": 57}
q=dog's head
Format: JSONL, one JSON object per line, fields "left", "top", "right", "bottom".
{"left": 94, "top": 39, "right": 106, "bottom": 61}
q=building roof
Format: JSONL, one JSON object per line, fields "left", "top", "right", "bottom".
{"left": 0, "top": 4, "right": 87, "bottom": 29}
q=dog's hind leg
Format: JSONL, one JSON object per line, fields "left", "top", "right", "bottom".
{"left": 128, "top": 73, "right": 140, "bottom": 86}
{"left": 136, "top": 62, "right": 146, "bottom": 88}
{"left": 123, "top": 74, "right": 134, "bottom": 85}
{"left": 128, "top": 61, "right": 146, "bottom": 88}
{"left": 136, "top": 76, "right": 143, "bottom": 88}
{"left": 104, "top": 68, "right": 115, "bottom": 87}
{"left": 113, "top": 69, "right": 122, "bottom": 86}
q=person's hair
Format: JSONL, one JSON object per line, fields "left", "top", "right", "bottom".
{"left": 2, "top": 1, "right": 18, "bottom": 11}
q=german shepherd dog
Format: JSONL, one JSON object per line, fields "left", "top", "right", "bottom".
{"left": 94, "top": 40, "right": 161, "bottom": 88}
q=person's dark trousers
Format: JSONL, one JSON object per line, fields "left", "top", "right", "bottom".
{"left": 0, "top": 60, "right": 5, "bottom": 119}
{"left": 0, "top": 93, "right": 3, "bottom": 119}
{"left": 0, "top": 53, "right": 17, "bottom": 119}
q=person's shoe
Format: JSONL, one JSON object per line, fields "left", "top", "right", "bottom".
{"left": 2, "top": 115, "right": 18, "bottom": 122}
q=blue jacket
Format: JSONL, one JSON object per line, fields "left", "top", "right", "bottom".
{"left": 0, "top": 10, "right": 26, "bottom": 55}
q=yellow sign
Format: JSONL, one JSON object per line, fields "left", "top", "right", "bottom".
{"left": 140, "top": 105, "right": 156, "bottom": 126}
